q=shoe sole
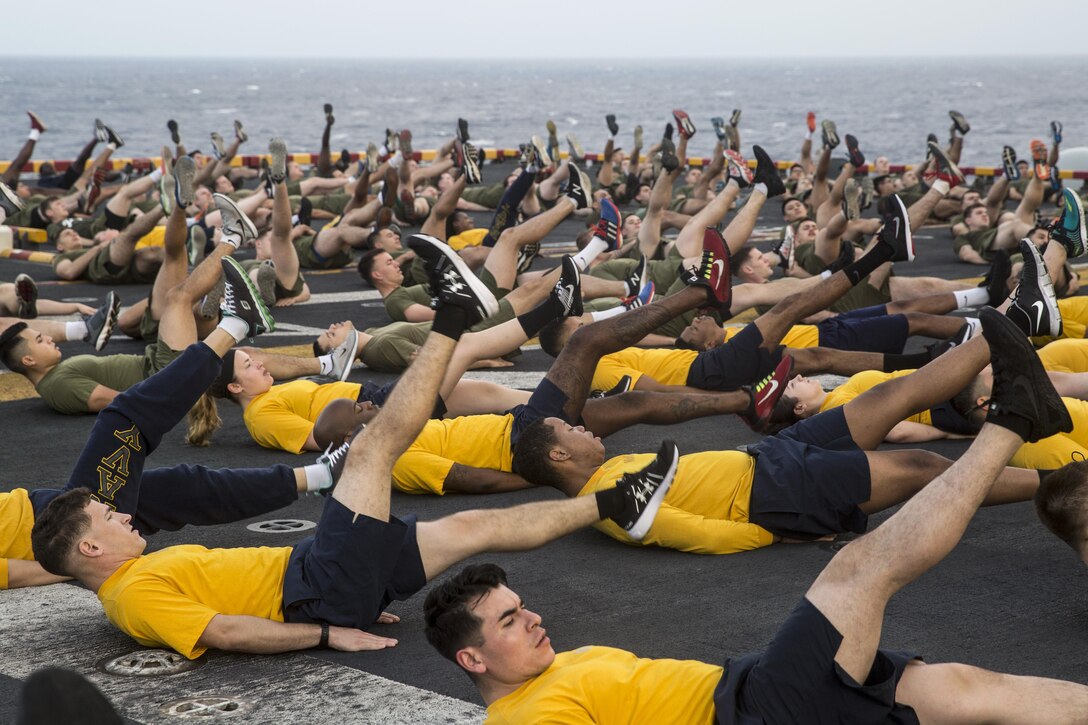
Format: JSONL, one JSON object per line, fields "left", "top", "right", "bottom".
{"left": 626, "top": 442, "right": 680, "bottom": 541}
{"left": 159, "top": 173, "right": 175, "bottom": 217}
{"left": 222, "top": 256, "right": 276, "bottom": 334}
{"left": 210, "top": 134, "right": 226, "bottom": 159}
{"left": 15, "top": 273, "right": 37, "bottom": 319}
{"left": 822, "top": 121, "right": 839, "bottom": 148}
{"left": 1001, "top": 146, "right": 1019, "bottom": 181}
{"left": 751, "top": 146, "right": 783, "bottom": 195}
{"left": 27, "top": 111, "right": 47, "bottom": 133}
{"left": 0, "top": 180, "right": 25, "bottom": 211}
{"left": 213, "top": 193, "right": 258, "bottom": 242}
{"left": 927, "top": 142, "right": 964, "bottom": 186}
{"left": 949, "top": 111, "right": 970, "bottom": 135}
{"left": 234, "top": 120, "right": 247, "bottom": 142}
{"left": 333, "top": 328, "right": 358, "bottom": 382}
{"left": 269, "top": 138, "right": 288, "bottom": 183}
{"left": 94, "top": 292, "right": 120, "bottom": 351}
{"left": 888, "top": 194, "right": 915, "bottom": 262}
{"left": 174, "top": 156, "right": 196, "bottom": 207}
{"left": 409, "top": 234, "right": 499, "bottom": 318}
{"left": 201, "top": 278, "right": 226, "bottom": 319}
{"left": 567, "top": 134, "right": 585, "bottom": 160}
{"left": 1062, "top": 188, "right": 1086, "bottom": 256}
{"left": 530, "top": 136, "right": 551, "bottom": 166}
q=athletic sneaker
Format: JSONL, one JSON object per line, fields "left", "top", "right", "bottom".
{"left": 399, "top": 129, "right": 413, "bottom": 159}
{"left": 567, "top": 133, "right": 585, "bottom": 162}
{"left": 663, "top": 122, "right": 674, "bottom": 142}
{"left": 1030, "top": 139, "right": 1050, "bottom": 182}
{"left": 1049, "top": 165, "right": 1063, "bottom": 193}
{"left": 740, "top": 355, "right": 794, "bottom": 432}
{"left": 27, "top": 111, "right": 47, "bottom": 133}
{"left": 187, "top": 226, "right": 206, "bottom": 267}
{"left": 315, "top": 438, "right": 352, "bottom": 496}
{"left": 878, "top": 194, "right": 914, "bottom": 262}
{"left": 948, "top": 110, "right": 970, "bottom": 136}
{"left": 842, "top": 178, "right": 860, "bottom": 221}
{"left": 254, "top": 262, "right": 277, "bottom": 307}
{"left": 565, "top": 164, "right": 591, "bottom": 210}
{"left": 927, "top": 321, "right": 974, "bottom": 360}
{"left": 1050, "top": 188, "right": 1086, "bottom": 258}
{"left": 711, "top": 117, "right": 727, "bottom": 142}
{"left": 660, "top": 137, "right": 680, "bottom": 174}
{"left": 220, "top": 256, "right": 275, "bottom": 337}
{"left": 329, "top": 326, "right": 358, "bottom": 382}
{"left": 408, "top": 233, "right": 499, "bottom": 325}
{"left": 593, "top": 198, "right": 622, "bottom": 251}
{"left": 530, "top": 135, "right": 552, "bottom": 170}
{"left": 102, "top": 123, "right": 123, "bottom": 148}
{"left": 752, "top": 146, "right": 786, "bottom": 197}
{"left": 844, "top": 134, "right": 865, "bottom": 168}
{"left": 926, "top": 142, "right": 966, "bottom": 186}
{"left": 200, "top": 277, "right": 226, "bottom": 320}
{"left": 234, "top": 119, "right": 248, "bottom": 143}
{"left": 174, "top": 155, "right": 196, "bottom": 208}
{"left": 590, "top": 375, "right": 634, "bottom": 399}
{"left": 384, "top": 128, "right": 398, "bottom": 155}
{"left": 724, "top": 125, "right": 739, "bottom": 152}
{"left": 461, "top": 142, "right": 482, "bottom": 185}
{"left": 269, "top": 137, "right": 288, "bottom": 184}
{"left": 683, "top": 227, "right": 732, "bottom": 310}
{"left": 366, "top": 142, "right": 380, "bottom": 173}
{"left": 611, "top": 439, "right": 680, "bottom": 541}
{"left": 214, "top": 193, "right": 258, "bottom": 247}
{"left": 83, "top": 291, "right": 120, "bottom": 351}
{"left": 772, "top": 224, "right": 795, "bottom": 271}
{"left": 1051, "top": 120, "right": 1063, "bottom": 145}
{"left": 14, "top": 274, "right": 37, "bottom": 319}
{"left": 979, "top": 249, "right": 1012, "bottom": 306}
{"left": 516, "top": 241, "right": 540, "bottom": 275}
{"left": 729, "top": 109, "right": 742, "bottom": 127}
{"left": 158, "top": 171, "right": 174, "bottom": 216}
{"left": 725, "top": 150, "right": 753, "bottom": 188}
{"left": 1001, "top": 146, "right": 1020, "bottom": 181}
{"left": 806, "top": 112, "right": 816, "bottom": 133}
{"left": 633, "top": 125, "right": 644, "bottom": 149}
{"left": 94, "top": 118, "right": 109, "bottom": 143}
{"left": 324, "top": 103, "right": 335, "bottom": 125}
{"left": 821, "top": 120, "right": 839, "bottom": 149}
{"left": 825, "top": 240, "right": 856, "bottom": 275}
{"left": 673, "top": 109, "right": 696, "bottom": 140}
{"left": 622, "top": 280, "right": 655, "bottom": 311}
{"left": 260, "top": 160, "right": 274, "bottom": 199}
{"left": 624, "top": 255, "right": 648, "bottom": 297}
{"left": 0, "top": 180, "right": 25, "bottom": 215}
{"left": 167, "top": 119, "right": 181, "bottom": 145}
{"left": 554, "top": 255, "right": 583, "bottom": 317}
{"left": 606, "top": 114, "right": 619, "bottom": 137}
{"left": 546, "top": 120, "right": 560, "bottom": 160}
{"left": 979, "top": 306, "right": 1071, "bottom": 443}
{"left": 1006, "top": 239, "right": 1061, "bottom": 338}
{"left": 209, "top": 132, "right": 226, "bottom": 160}
{"left": 456, "top": 117, "right": 470, "bottom": 143}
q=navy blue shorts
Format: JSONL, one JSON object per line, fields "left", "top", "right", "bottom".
{"left": 714, "top": 597, "right": 921, "bottom": 724}
{"left": 507, "top": 377, "right": 572, "bottom": 447}
{"left": 747, "top": 407, "right": 871, "bottom": 540}
{"left": 358, "top": 380, "right": 445, "bottom": 418}
{"left": 281, "top": 498, "right": 427, "bottom": 629}
{"left": 686, "top": 323, "right": 784, "bottom": 391}
{"left": 817, "top": 306, "right": 909, "bottom": 354}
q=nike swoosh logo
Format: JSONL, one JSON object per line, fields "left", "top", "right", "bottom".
{"left": 711, "top": 259, "right": 726, "bottom": 277}
{"left": 1032, "top": 300, "right": 1045, "bottom": 332}
{"left": 756, "top": 379, "right": 780, "bottom": 406}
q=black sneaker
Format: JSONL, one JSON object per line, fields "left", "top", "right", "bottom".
{"left": 214, "top": 193, "right": 258, "bottom": 247}
{"left": 591, "top": 374, "right": 634, "bottom": 399}
{"left": 1051, "top": 120, "right": 1063, "bottom": 145}
{"left": 14, "top": 273, "right": 37, "bottom": 319}
{"left": 102, "top": 123, "right": 124, "bottom": 148}
{"left": 234, "top": 119, "right": 248, "bottom": 143}
{"left": 711, "top": 116, "right": 727, "bottom": 141}
{"left": 298, "top": 197, "right": 313, "bottom": 228}
{"left": 979, "top": 249, "right": 1012, "bottom": 306}
{"left": 821, "top": 120, "right": 839, "bottom": 149}
{"left": 0, "top": 180, "right": 24, "bottom": 215}
{"left": 384, "top": 128, "right": 397, "bottom": 155}
{"left": 660, "top": 137, "right": 679, "bottom": 174}
{"left": 260, "top": 160, "right": 274, "bottom": 199}
{"left": 408, "top": 233, "right": 498, "bottom": 325}
{"left": 606, "top": 114, "right": 619, "bottom": 137}
{"left": 83, "top": 291, "right": 120, "bottom": 351}
{"left": 841, "top": 178, "right": 860, "bottom": 221}
{"left": 980, "top": 306, "right": 1071, "bottom": 442}
{"left": 269, "top": 137, "right": 287, "bottom": 184}
{"left": 1050, "top": 188, "right": 1086, "bottom": 258}
{"left": 1001, "top": 146, "right": 1020, "bottom": 181}
{"left": 825, "top": 240, "right": 856, "bottom": 275}
{"left": 174, "top": 155, "right": 196, "bottom": 208}
{"left": 611, "top": 440, "right": 680, "bottom": 540}
{"left": 752, "top": 145, "right": 786, "bottom": 197}
{"left": 565, "top": 164, "right": 591, "bottom": 210}
{"left": 927, "top": 321, "right": 974, "bottom": 360}
{"left": 329, "top": 326, "right": 358, "bottom": 382}
{"left": 95, "top": 118, "right": 109, "bottom": 143}
{"left": 624, "top": 255, "right": 647, "bottom": 297}
{"left": 553, "top": 255, "right": 583, "bottom": 317}
{"left": 663, "top": 122, "right": 674, "bottom": 142}
{"left": 1005, "top": 239, "right": 1061, "bottom": 338}
{"left": 740, "top": 355, "right": 794, "bottom": 432}
{"left": 730, "top": 108, "right": 742, "bottom": 127}
{"left": 948, "top": 110, "right": 970, "bottom": 136}
{"left": 209, "top": 132, "right": 226, "bottom": 160}
{"left": 927, "top": 141, "right": 966, "bottom": 187}
{"left": 462, "top": 142, "right": 482, "bottom": 185}
{"left": 315, "top": 438, "right": 352, "bottom": 496}
{"left": 220, "top": 256, "right": 276, "bottom": 337}
{"left": 456, "top": 117, "right": 470, "bottom": 143}
{"left": 844, "top": 134, "right": 865, "bottom": 168}
{"left": 516, "top": 241, "right": 540, "bottom": 275}
{"left": 167, "top": 119, "right": 181, "bottom": 145}
{"left": 877, "top": 194, "right": 914, "bottom": 262}
{"left": 324, "top": 103, "right": 335, "bottom": 125}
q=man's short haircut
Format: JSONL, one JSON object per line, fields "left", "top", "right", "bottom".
{"left": 424, "top": 563, "right": 510, "bottom": 665}
{"left": 1035, "top": 460, "right": 1088, "bottom": 554}
{"left": 788, "top": 163, "right": 803, "bottom": 173}
{"left": 0, "top": 321, "right": 30, "bottom": 374}
{"left": 365, "top": 228, "right": 385, "bottom": 249}
{"left": 873, "top": 174, "right": 891, "bottom": 189}
{"left": 732, "top": 244, "right": 758, "bottom": 277}
{"left": 780, "top": 198, "right": 799, "bottom": 213}
{"left": 31, "top": 488, "right": 93, "bottom": 576}
{"left": 964, "top": 202, "right": 986, "bottom": 219}
{"left": 357, "top": 248, "right": 385, "bottom": 287}
{"left": 511, "top": 419, "right": 565, "bottom": 488}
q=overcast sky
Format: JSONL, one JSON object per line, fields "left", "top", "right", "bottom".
{"left": 5, "top": 0, "right": 1088, "bottom": 58}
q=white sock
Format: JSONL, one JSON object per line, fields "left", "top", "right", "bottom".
{"left": 953, "top": 288, "right": 990, "bottom": 308}
{"left": 107, "top": 142, "right": 117, "bottom": 151}
{"left": 389, "top": 152, "right": 403, "bottom": 169}
{"left": 590, "top": 305, "right": 626, "bottom": 322}
{"left": 930, "top": 178, "right": 950, "bottom": 196}
{"left": 149, "top": 167, "right": 163, "bottom": 183}
{"left": 217, "top": 315, "right": 249, "bottom": 342}
{"left": 291, "top": 214, "right": 300, "bottom": 225}
{"left": 347, "top": 175, "right": 356, "bottom": 184}
{"left": 804, "top": 130, "right": 813, "bottom": 141}
{"left": 318, "top": 354, "right": 334, "bottom": 376}
{"left": 303, "top": 463, "right": 332, "bottom": 492}
{"left": 65, "top": 320, "right": 88, "bottom": 340}
{"left": 753, "top": 182, "right": 768, "bottom": 197}
{"left": 28, "top": 129, "right": 40, "bottom": 141}
{"left": 572, "top": 237, "right": 609, "bottom": 271}
{"left": 963, "top": 317, "right": 981, "bottom": 337}
{"left": 820, "top": 270, "right": 833, "bottom": 279}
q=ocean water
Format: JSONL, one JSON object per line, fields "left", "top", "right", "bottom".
{"left": 0, "top": 57, "right": 1085, "bottom": 166}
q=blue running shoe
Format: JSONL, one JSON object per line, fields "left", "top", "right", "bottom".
{"left": 1051, "top": 188, "right": 1086, "bottom": 258}
{"left": 593, "top": 198, "right": 622, "bottom": 251}
{"left": 1001, "top": 146, "right": 1020, "bottom": 181}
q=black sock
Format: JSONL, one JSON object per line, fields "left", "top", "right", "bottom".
{"left": 1038, "top": 468, "right": 1059, "bottom": 483}
{"left": 882, "top": 351, "right": 931, "bottom": 372}
{"left": 517, "top": 296, "right": 563, "bottom": 337}
{"left": 843, "top": 242, "right": 893, "bottom": 285}
{"left": 594, "top": 487, "right": 627, "bottom": 520}
{"left": 431, "top": 305, "right": 468, "bottom": 341}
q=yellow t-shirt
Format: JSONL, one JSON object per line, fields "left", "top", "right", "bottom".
{"left": 1033, "top": 296, "right": 1088, "bottom": 345}
{"left": 818, "top": 370, "right": 932, "bottom": 426}
{"left": 447, "top": 228, "right": 488, "bottom": 251}
{"left": 98, "top": 545, "right": 293, "bottom": 659}
{"left": 392, "top": 414, "right": 515, "bottom": 495}
{"left": 1012, "top": 398, "right": 1088, "bottom": 469}
{"left": 722, "top": 323, "right": 820, "bottom": 349}
{"left": 0, "top": 488, "right": 35, "bottom": 589}
{"left": 579, "top": 451, "right": 774, "bottom": 554}
{"left": 243, "top": 380, "right": 362, "bottom": 453}
{"left": 1038, "top": 338, "right": 1088, "bottom": 373}
{"left": 486, "top": 646, "right": 721, "bottom": 725}
{"left": 592, "top": 348, "right": 698, "bottom": 392}
{"left": 134, "top": 225, "right": 166, "bottom": 250}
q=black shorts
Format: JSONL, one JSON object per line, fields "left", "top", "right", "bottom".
{"left": 281, "top": 498, "right": 427, "bottom": 629}
{"left": 817, "top": 306, "right": 909, "bottom": 355}
{"left": 713, "top": 597, "right": 921, "bottom": 724}
{"left": 747, "top": 407, "right": 871, "bottom": 540}
{"left": 507, "top": 377, "right": 572, "bottom": 447}
{"left": 686, "top": 323, "right": 783, "bottom": 391}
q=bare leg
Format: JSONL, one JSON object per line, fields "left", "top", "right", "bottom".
{"left": 421, "top": 173, "right": 465, "bottom": 240}
{"left": 485, "top": 199, "right": 575, "bottom": 290}
{"left": 582, "top": 388, "right": 750, "bottom": 436}
{"left": 674, "top": 180, "right": 742, "bottom": 258}
{"left": 269, "top": 180, "right": 301, "bottom": 291}
{"left": 147, "top": 206, "right": 189, "bottom": 321}
{"left": 815, "top": 162, "right": 855, "bottom": 228}
{"left": 107, "top": 205, "right": 164, "bottom": 269}
{"left": 809, "top": 146, "right": 832, "bottom": 211}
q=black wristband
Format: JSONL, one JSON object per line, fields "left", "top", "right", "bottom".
{"left": 319, "top": 623, "right": 330, "bottom": 649}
